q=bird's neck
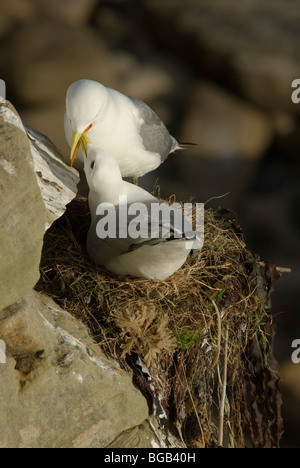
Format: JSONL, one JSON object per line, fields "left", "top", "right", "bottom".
{"left": 88, "top": 180, "right": 126, "bottom": 223}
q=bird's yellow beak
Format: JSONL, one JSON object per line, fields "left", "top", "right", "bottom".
{"left": 70, "top": 123, "right": 93, "bottom": 167}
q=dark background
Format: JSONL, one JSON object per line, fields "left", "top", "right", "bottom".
{"left": 0, "top": 0, "right": 299, "bottom": 447}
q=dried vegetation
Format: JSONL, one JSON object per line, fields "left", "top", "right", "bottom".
{"left": 36, "top": 198, "right": 284, "bottom": 448}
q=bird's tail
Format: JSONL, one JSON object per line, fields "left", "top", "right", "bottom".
{"left": 178, "top": 142, "right": 199, "bottom": 149}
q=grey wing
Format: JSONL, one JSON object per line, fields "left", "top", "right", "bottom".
{"left": 86, "top": 201, "right": 196, "bottom": 266}
{"left": 127, "top": 96, "right": 178, "bottom": 161}
{"left": 86, "top": 202, "right": 160, "bottom": 266}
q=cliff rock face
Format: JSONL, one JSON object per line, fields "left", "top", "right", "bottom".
{"left": 0, "top": 100, "right": 46, "bottom": 311}
{"left": 0, "top": 291, "right": 149, "bottom": 448}
{"left": 0, "top": 100, "right": 154, "bottom": 448}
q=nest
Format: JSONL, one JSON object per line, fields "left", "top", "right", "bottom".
{"left": 36, "top": 198, "right": 283, "bottom": 448}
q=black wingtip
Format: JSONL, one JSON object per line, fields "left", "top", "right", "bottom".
{"left": 179, "top": 142, "right": 199, "bottom": 149}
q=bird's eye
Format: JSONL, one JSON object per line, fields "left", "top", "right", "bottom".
{"left": 90, "top": 160, "right": 95, "bottom": 170}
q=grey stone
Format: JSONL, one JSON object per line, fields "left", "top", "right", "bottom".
{"left": 107, "top": 418, "right": 185, "bottom": 449}
{"left": 0, "top": 291, "right": 149, "bottom": 448}
{"left": 0, "top": 100, "right": 79, "bottom": 312}
{"left": 25, "top": 125, "right": 79, "bottom": 230}
{"left": 0, "top": 100, "right": 46, "bottom": 311}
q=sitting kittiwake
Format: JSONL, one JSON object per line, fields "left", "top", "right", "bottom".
{"left": 64, "top": 79, "right": 194, "bottom": 179}
{"left": 84, "top": 146, "right": 196, "bottom": 281}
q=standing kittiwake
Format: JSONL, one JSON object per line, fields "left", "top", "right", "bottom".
{"left": 65, "top": 79, "right": 194, "bottom": 179}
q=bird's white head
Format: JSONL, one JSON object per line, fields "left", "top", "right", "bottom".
{"left": 84, "top": 145, "right": 123, "bottom": 196}
{"left": 66, "top": 80, "right": 108, "bottom": 167}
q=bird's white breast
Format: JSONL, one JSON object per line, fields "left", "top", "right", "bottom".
{"left": 106, "top": 240, "right": 193, "bottom": 281}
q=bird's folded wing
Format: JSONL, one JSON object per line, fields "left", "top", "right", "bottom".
{"left": 127, "top": 96, "right": 177, "bottom": 159}
{"left": 86, "top": 201, "right": 196, "bottom": 264}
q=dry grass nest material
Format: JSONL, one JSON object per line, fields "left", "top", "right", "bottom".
{"left": 36, "top": 198, "right": 283, "bottom": 448}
